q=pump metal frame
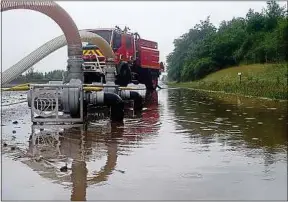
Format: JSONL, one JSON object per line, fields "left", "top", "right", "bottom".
{"left": 30, "top": 84, "right": 84, "bottom": 124}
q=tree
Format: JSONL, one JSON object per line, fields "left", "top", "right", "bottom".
{"left": 167, "top": 1, "right": 287, "bottom": 82}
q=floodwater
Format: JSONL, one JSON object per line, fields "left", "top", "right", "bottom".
{"left": 1, "top": 86, "right": 287, "bottom": 200}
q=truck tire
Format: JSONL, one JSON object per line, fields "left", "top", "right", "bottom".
{"left": 116, "top": 62, "right": 132, "bottom": 87}
{"left": 145, "top": 77, "right": 158, "bottom": 90}
{"left": 144, "top": 70, "right": 158, "bottom": 90}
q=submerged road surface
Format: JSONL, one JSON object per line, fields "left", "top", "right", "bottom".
{"left": 1, "top": 87, "right": 287, "bottom": 200}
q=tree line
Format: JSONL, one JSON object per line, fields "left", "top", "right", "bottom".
{"left": 167, "top": 1, "right": 288, "bottom": 82}
{"left": 10, "top": 68, "right": 65, "bottom": 84}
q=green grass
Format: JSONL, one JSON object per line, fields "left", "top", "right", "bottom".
{"left": 168, "top": 63, "right": 288, "bottom": 100}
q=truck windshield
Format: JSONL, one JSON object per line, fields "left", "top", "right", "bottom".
{"left": 89, "top": 30, "right": 113, "bottom": 44}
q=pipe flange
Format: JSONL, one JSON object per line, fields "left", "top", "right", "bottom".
{"left": 104, "top": 82, "right": 117, "bottom": 94}
{"left": 104, "top": 87, "right": 117, "bottom": 94}
{"left": 67, "top": 79, "right": 82, "bottom": 117}
{"left": 68, "top": 87, "right": 80, "bottom": 117}
{"left": 90, "top": 91, "right": 104, "bottom": 105}
{"left": 62, "top": 87, "right": 70, "bottom": 113}
{"left": 120, "top": 90, "right": 130, "bottom": 99}
{"left": 27, "top": 89, "right": 32, "bottom": 107}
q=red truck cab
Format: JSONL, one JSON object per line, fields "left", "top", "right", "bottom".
{"left": 82, "top": 27, "right": 163, "bottom": 90}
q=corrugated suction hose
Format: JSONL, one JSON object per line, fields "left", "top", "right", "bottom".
{"left": 1, "top": 0, "right": 84, "bottom": 84}
{"left": 1, "top": 30, "right": 115, "bottom": 85}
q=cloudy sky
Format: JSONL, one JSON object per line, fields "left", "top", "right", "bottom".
{"left": 1, "top": 1, "right": 284, "bottom": 73}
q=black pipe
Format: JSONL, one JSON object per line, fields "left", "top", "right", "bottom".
{"left": 104, "top": 93, "right": 124, "bottom": 122}
{"left": 129, "top": 91, "right": 143, "bottom": 111}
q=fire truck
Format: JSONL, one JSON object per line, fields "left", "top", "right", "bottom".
{"left": 81, "top": 26, "right": 164, "bottom": 90}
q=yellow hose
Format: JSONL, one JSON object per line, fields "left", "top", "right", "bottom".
{"left": 83, "top": 86, "right": 103, "bottom": 91}
{"left": 2, "top": 86, "right": 30, "bottom": 91}
{"left": 2, "top": 83, "right": 141, "bottom": 92}
{"left": 14, "top": 83, "right": 30, "bottom": 87}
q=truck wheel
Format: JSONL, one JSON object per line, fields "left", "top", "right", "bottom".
{"left": 116, "top": 62, "right": 132, "bottom": 87}
{"left": 145, "top": 76, "right": 158, "bottom": 90}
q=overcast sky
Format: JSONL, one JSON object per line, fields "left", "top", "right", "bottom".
{"left": 1, "top": 1, "right": 285, "bottom": 73}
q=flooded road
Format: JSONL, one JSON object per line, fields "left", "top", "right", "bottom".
{"left": 1, "top": 87, "right": 287, "bottom": 200}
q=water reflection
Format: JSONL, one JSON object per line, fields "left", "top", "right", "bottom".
{"left": 2, "top": 88, "right": 287, "bottom": 200}
{"left": 168, "top": 88, "right": 287, "bottom": 162}
{"left": 24, "top": 90, "right": 160, "bottom": 201}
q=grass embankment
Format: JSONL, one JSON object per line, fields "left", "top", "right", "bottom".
{"left": 169, "top": 63, "right": 288, "bottom": 100}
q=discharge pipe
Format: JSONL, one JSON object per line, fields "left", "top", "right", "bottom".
{"left": 88, "top": 91, "right": 124, "bottom": 122}
{"left": 119, "top": 90, "right": 143, "bottom": 111}
{"left": 1, "top": 0, "right": 84, "bottom": 83}
{"left": 104, "top": 93, "right": 124, "bottom": 122}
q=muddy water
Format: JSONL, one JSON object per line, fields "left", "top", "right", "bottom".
{"left": 1, "top": 88, "right": 287, "bottom": 200}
